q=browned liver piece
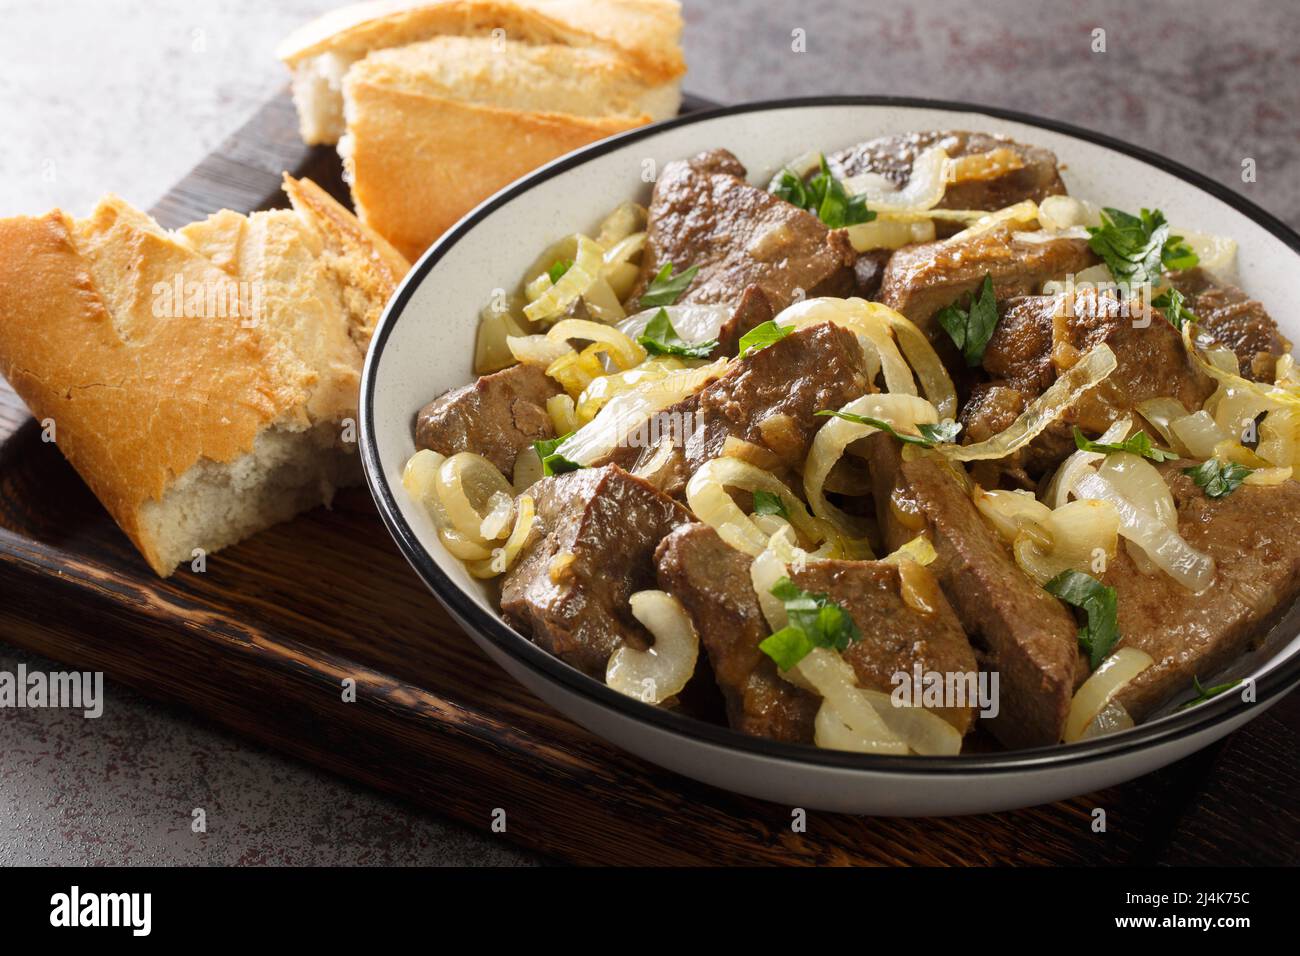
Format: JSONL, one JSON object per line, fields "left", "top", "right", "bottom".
{"left": 632, "top": 148, "right": 855, "bottom": 334}
{"left": 878, "top": 224, "right": 1098, "bottom": 339}
{"left": 868, "top": 438, "right": 1086, "bottom": 749}
{"left": 657, "top": 522, "right": 978, "bottom": 742}
{"left": 501, "top": 465, "right": 693, "bottom": 676}
{"left": 1168, "top": 267, "right": 1292, "bottom": 382}
{"left": 1108, "top": 464, "right": 1300, "bottom": 720}
{"left": 415, "top": 362, "right": 559, "bottom": 477}
{"left": 827, "top": 130, "right": 1069, "bottom": 223}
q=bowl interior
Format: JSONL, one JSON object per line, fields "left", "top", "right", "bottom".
{"left": 363, "top": 99, "right": 1300, "bottom": 754}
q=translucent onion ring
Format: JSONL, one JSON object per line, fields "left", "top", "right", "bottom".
{"left": 1064, "top": 647, "right": 1155, "bottom": 743}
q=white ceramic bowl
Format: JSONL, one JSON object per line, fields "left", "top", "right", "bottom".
{"left": 360, "top": 97, "right": 1300, "bottom": 815}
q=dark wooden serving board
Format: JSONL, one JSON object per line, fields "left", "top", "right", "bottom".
{"left": 2, "top": 88, "right": 1297, "bottom": 866}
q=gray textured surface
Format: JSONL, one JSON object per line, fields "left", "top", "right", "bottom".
{"left": 1, "top": 0, "right": 1298, "bottom": 866}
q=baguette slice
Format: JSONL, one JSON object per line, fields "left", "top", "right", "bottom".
{"left": 341, "top": 35, "right": 652, "bottom": 260}
{"left": 0, "top": 177, "right": 409, "bottom": 576}
{"left": 279, "top": 0, "right": 684, "bottom": 145}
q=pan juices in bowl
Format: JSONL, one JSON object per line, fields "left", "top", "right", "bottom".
{"left": 360, "top": 98, "right": 1300, "bottom": 814}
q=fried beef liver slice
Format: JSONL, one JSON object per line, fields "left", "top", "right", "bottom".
{"left": 501, "top": 465, "right": 693, "bottom": 676}
{"left": 683, "top": 321, "right": 871, "bottom": 474}
{"left": 792, "top": 561, "right": 978, "bottom": 734}
{"left": 1107, "top": 465, "right": 1300, "bottom": 720}
{"left": 1168, "top": 267, "right": 1292, "bottom": 382}
{"left": 656, "top": 523, "right": 978, "bottom": 741}
{"left": 868, "top": 439, "right": 1085, "bottom": 749}
{"left": 878, "top": 224, "right": 1097, "bottom": 339}
{"left": 828, "top": 130, "right": 1068, "bottom": 217}
{"left": 656, "top": 524, "right": 819, "bottom": 742}
{"left": 632, "top": 148, "right": 855, "bottom": 327}
{"left": 415, "top": 363, "right": 560, "bottom": 477}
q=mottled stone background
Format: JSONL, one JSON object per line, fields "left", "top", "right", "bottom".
{"left": 1, "top": 0, "right": 1297, "bottom": 865}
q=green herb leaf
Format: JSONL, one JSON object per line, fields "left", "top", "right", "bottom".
{"left": 751, "top": 489, "right": 789, "bottom": 519}
{"left": 816, "top": 409, "right": 959, "bottom": 448}
{"left": 639, "top": 262, "right": 699, "bottom": 308}
{"left": 1045, "top": 570, "right": 1120, "bottom": 670}
{"left": 758, "top": 577, "right": 864, "bottom": 669}
{"left": 758, "top": 626, "right": 816, "bottom": 672}
{"left": 936, "top": 273, "right": 999, "bottom": 367}
{"left": 1072, "top": 426, "right": 1179, "bottom": 463}
{"left": 1086, "top": 207, "right": 1198, "bottom": 290}
{"left": 637, "top": 308, "right": 717, "bottom": 359}
{"left": 737, "top": 319, "right": 793, "bottom": 357}
{"left": 1182, "top": 458, "right": 1252, "bottom": 498}
{"left": 772, "top": 154, "right": 875, "bottom": 229}
{"left": 1151, "top": 287, "right": 1197, "bottom": 331}
{"left": 1177, "top": 675, "right": 1244, "bottom": 710}
{"left": 917, "top": 419, "right": 963, "bottom": 445}
{"left": 533, "top": 433, "right": 583, "bottom": 477}
{"left": 546, "top": 259, "right": 573, "bottom": 284}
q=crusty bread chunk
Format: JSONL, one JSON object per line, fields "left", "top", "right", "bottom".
{"left": 278, "top": 0, "right": 685, "bottom": 145}
{"left": 340, "top": 35, "right": 660, "bottom": 260}
{"left": 0, "top": 177, "right": 409, "bottom": 576}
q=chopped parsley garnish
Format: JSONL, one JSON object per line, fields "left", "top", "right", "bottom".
{"left": 639, "top": 262, "right": 699, "bottom": 307}
{"left": 1151, "top": 287, "right": 1197, "bottom": 331}
{"left": 1182, "top": 458, "right": 1252, "bottom": 498}
{"left": 758, "top": 577, "right": 863, "bottom": 670}
{"left": 751, "top": 490, "right": 789, "bottom": 519}
{"left": 816, "top": 409, "right": 961, "bottom": 447}
{"left": 1177, "top": 676, "right": 1244, "bottom": 710}
{"left": 1045, "top": 570, "right": 1120, "bottom": 670}
{"left": 772, "top": 154, "right": 876, "bottom": 229}
{"left": 737, "top": 319, "right": 792, "bottom": 357}
{"left": 936, "top": 273, "right": 999, "bottom": 367}
{"left": 1086, "top": 207, "right": 1198, "bottom": 290}
{"left": 637, "top": 308, "right": 717, "bottom": 359}
{"left": 546, "top": 259, "right": 573, "bottom": 284}
{"left": 533, "top": 433, "right": 583, "bottom": 477}
{"left": 1072, "top": 426, "right": 1179, "bottom": 463}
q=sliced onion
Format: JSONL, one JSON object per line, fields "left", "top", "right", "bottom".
{"left": 1245, "top": 465, "right": 1293, "bottom": 485}
{"left": 799, "top": 649, "right": 908, "bottom": 754}
{"left": 946, "top": 200, "right": 1039, "bottom": 243}
{"left": 1183, "top": 323, "right": 1300, "bottom": 413}
{"left": 1043, "top": 416, "right": 1132, "bottom": 509}
{"left": 546, "top": 393, "right": 578, "bottom": 434}
{"left": 841, "top": 146, "right": 950, "bottom": 213}
{"left": 556, "top": 358, "right": 727, "bottom": 466}
{"left": 687, "top": 457, "right": 841, "bottom": 557}
{"left": 467, "top": 493, "right": 536, "bottom": 579}
{"left": 402, "top": 449, "right": 494, "bottom": 561}
{"left": 843, "top": 217, "right": 935, "bottom": 252}
{"left": 605, "top": 590, "right": 700, "bottom": 704}
{"left": 1135, "top": 398, "right": 1193, "bottom": 456}
{"left": 1171, "top": 410, "right": 1229, "bottom": 459}
{"left": 1073, "top": 466, "right": 1215, "bottom": 592}
{"left": 1179, "top": 229, "right": 1238, "bottom": 280}
{"left": 508, "top": 333, "right": 572, "bottom": 367}
{"left": 474, "top": 304, "right": 527, "bottom": 375}
{"left": 1258, "top": 407, "right": 1300, "bottom": 468}
{"left": 804, "top": 393, "right": 938, "bottom": 555}
{"left": 616, "top": 303, "right": 732, "bottom": 347}
{"left": 478, "top": 490, "right": 514, "bottom": 540}
{"left": 1042, "top": 262, "right": 1116, "bottom": 296}
{"left": 1038, "top": 195, "right": 1102, "bottom": 232}
{"left": 974, "top": 487, "right": 1052, "bottom": 542}
{"left": 547, "top": 318, "right": 645, "bottom": 370}
{"left": 512, "top": 445, "right": 544, "bottom": 493}
{"left": 949, "top": 147, "right": 1024, "bottom": 183}
{"left": 523, "top": 234, "right": 605, "bottom": 323}
{"left": 1012, "top": 498, "right": 1119, "bottom": 585}
{"left": 574, "top": 356, "right": 685, "bottom": 424}
{"left": 1079, "top": 699, "right": 1135, "bottom": 739}
{"left": 595, "top": 201, "right": 646, "bottom": 248}
{"left": 435, "top": 452, "right": 513, "bottom": 547}
{"left": 858, "top": 688, "right": 963, "bottom": 754}
{"left": 946, "top": 343, "right": 1118, "bottom": 462}
{"left": 1064, "top": 647, "right": 1155, "bottom": 742}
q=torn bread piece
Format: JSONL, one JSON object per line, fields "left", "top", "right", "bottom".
{"left": 340, "top": 34, "right": 662, "bottom": 260}
{"left": 0, "top": 176, "right": 409, "bottom": 576}
{"left": 278, "top": 0, "right": 685, "bottom": 145}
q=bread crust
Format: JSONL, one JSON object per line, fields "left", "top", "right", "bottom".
{"left": 0, "top": 183, "right": 409, "bottom": 575}
{"left": 277, "top": 0, "right": 685, "bottom": 85}
{"left": 344, "top": 74, "right": 643, "bottom": 260}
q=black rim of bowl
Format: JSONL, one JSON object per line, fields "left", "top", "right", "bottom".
{"left": 359, "top": 95, "right": 1300, "bottom": 776}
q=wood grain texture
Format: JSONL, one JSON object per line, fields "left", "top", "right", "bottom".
{"left": 0, "top": 88, "right": 1296, "bottom": 866}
